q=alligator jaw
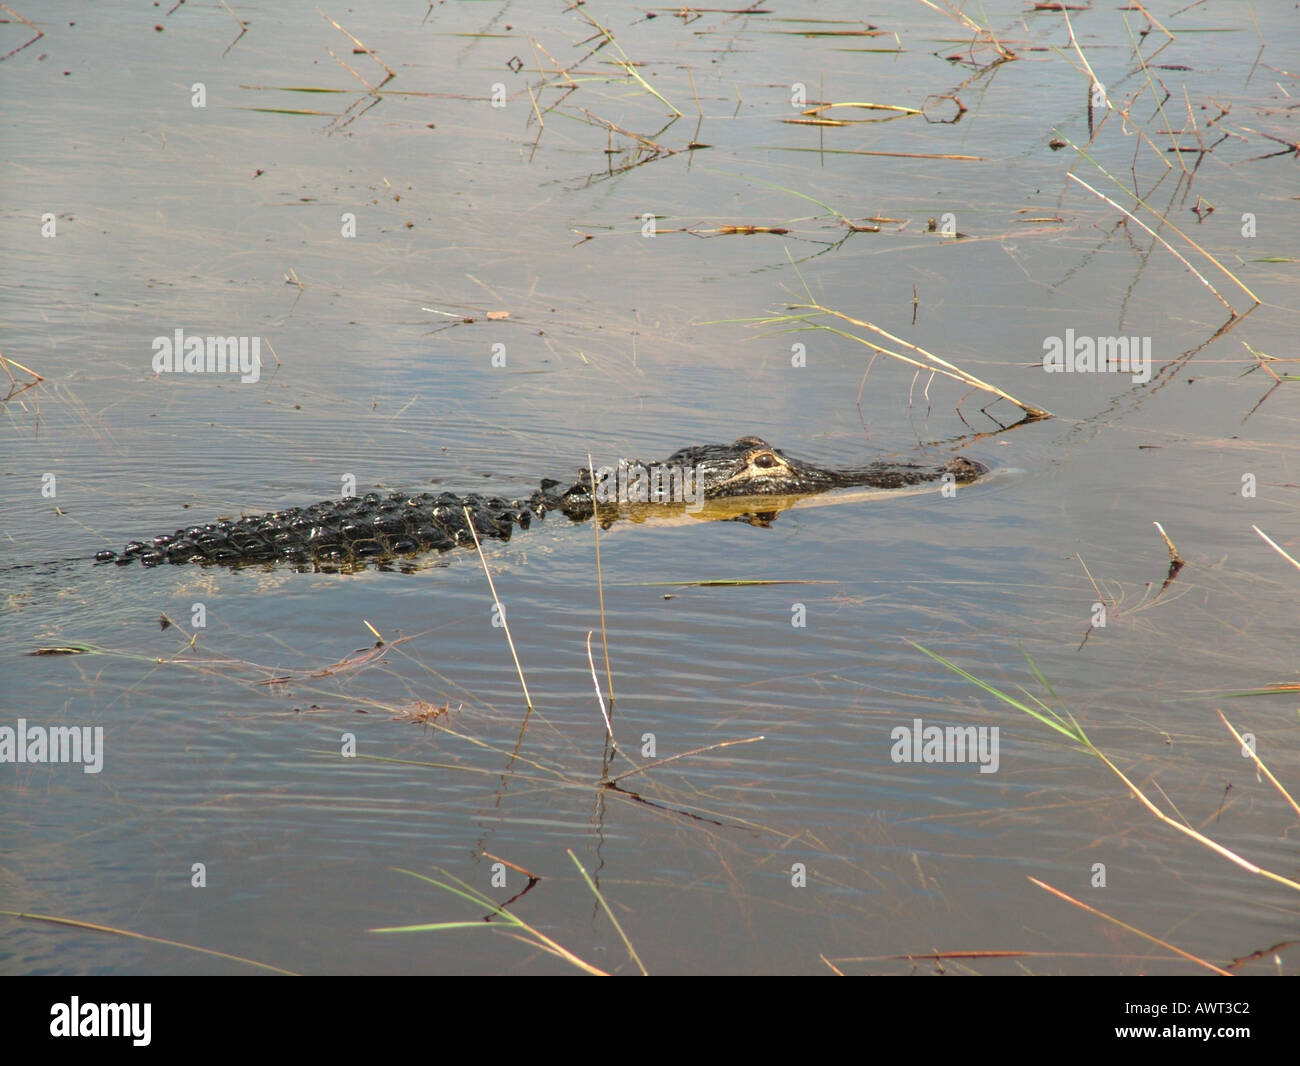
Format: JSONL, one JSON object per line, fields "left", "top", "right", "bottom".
{"left": 827, "top": 453, "right": 988, "bottom": 491}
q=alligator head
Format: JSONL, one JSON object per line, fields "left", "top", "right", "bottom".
{"left": 664, "top": 436, "right": 985, "bottom": 496}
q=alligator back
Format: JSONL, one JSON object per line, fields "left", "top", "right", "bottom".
{"left": 95, "top": 489, "right": 552, "bottom": 569}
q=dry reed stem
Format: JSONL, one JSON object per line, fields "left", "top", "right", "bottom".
{"left": 786, "top": 303, "right": 1051, "bottom": 418}
{"left": 0, "top": 909, "right": 295, "bottom": 974}
{"left": 916, "top": 0, "right": 1014, "bottom": 60}
{"left": 1253, "top": 526, "right": 1300, "bottom": 575}
{"left": 610, "top": 735, "right": 765, "bottom": 784}
{"left": 576, "top": 9, "right": 681, "bottom": 117}
{"left": 1091, "top": 744, "right": 1300, "bottom": 894}
{"left": 1027, "top": 879, "right": 1232, "bottom": 975}
{"left": 1152, "top": 522, "right": 1180, "bottom": 562}
{"left": 219, "top": 0, "right": 248, "bottom": 58}
{"left": 318, "top": 9, "right": 395, "bottom": 81}
{"left": 1215, "top": 710, "right": 1300, "bottom": 818}
{"left": 587, "top": 455, "right": 615, "bottom": 709}
{"left": 462, "top": 505, "right": 533, "bottom": 712}
{"left": 586, "top": 631, "right": 614, "bottom": 742}
{"left": 1066, "top": 174, "right": 1255, "bottom": 314}
{"left": 0, "top": 4, "right": 42, "bottom": 62}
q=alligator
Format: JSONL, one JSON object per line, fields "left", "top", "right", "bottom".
{"left": 94, "top": 436, "right": 987, "bottom": 570}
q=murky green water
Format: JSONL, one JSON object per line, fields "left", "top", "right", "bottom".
{"left": 2, "top": 0, "right": 1297, "bottom": 975}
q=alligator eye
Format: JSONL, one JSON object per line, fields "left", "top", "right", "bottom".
{"left": 752, "top": 452, "right": 780, "bottom": 469}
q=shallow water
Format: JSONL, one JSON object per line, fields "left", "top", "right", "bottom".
{"left": 2, "top": 0, "right": 1297, "bottom": 975}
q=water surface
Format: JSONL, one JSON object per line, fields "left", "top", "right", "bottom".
{"left": 2, "top": 0, "right": 1297, "bottom": 975}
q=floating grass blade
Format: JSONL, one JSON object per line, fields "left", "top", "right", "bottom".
{"left": 373, "top": 868, "right": 608, "bottom": 976}
{"left": 910, "top": 642, "right": 1087, "bottom": 745}
{"left": 567, "top": 849, "right": 647, "bottom": 975}
{"left": 577, "top": 9, "right": 682, "bottom": 117}
{"left": 915, "top": 644, "right": 1300, "bottom": 894}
